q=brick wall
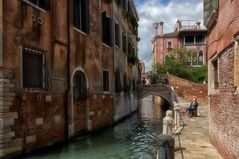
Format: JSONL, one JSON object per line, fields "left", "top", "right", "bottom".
{"left": 168, "top": 75, "right": 208, "bottom": 104}
{"left": 209, "top": 46, "right": 239, "bottom": 159}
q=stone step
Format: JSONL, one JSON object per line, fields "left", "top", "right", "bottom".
{"left": 0, "top": 138, "right": 11, "bottom": 145}
{"left": 0, "top": 132, "right": 15, "bottom": 140}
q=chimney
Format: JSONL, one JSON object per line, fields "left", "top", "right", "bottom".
{"left": 176, "top": 19, "right": 181, "bottom": 32}
{"left": 196, "top": 21, "right": 201, "bottom": 30}
{"left": 153, "top": 22, "right": 159, "bottom": 36}
{"left": 159, "top": 21, "right": 164, "bottom": 36}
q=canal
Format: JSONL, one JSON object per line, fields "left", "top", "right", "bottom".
{"left": 19, "top": 96, "right": 168, "bottom": 159}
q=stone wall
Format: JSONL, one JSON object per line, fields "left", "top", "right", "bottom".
{"left": 209, "top": 46, "right": 239, "bottom": 159}
{"left": 168, "top": 75, "right": 208, "bottom": 104}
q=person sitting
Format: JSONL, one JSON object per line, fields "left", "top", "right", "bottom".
{"left": 186, "top": 96, "right": 198, "bottom": 117}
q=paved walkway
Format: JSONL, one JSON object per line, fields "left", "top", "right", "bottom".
{"left": 174, "top": 97, "right": 223, "bottom": 159}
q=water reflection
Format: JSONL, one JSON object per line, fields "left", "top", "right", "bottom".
{"left": 19, "top": 96, "right": 167, "bottom": 159}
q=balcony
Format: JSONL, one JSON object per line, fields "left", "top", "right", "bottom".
{"left": 204, "top": 0, "right": 219, "bottom": 29}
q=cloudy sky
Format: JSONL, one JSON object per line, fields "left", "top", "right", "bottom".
{"left": 135, "top": 0, "right": 204, "bottom": 71}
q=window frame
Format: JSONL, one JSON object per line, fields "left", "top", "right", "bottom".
{"left": 208, "top": 55, "right": 220, "bottom": 95}
{"left": 102, "top": 69, "right": 110, "bottom": 93}
{"left": 167, "top": 41, "right": 172, "bottom": 49}
{"left": 22, "top": 0, "right": 50, "bottom": 11}
{"left": 73, "top": 0, "right": 90, "bottom": 34}
{"left": 21, "top": 47, "right": 50, "bottom": 91}
{"left": 102, "top": 11, "right": 112, "bottom": 47}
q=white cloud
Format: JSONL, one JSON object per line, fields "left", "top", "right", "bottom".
{"left": 136, "top": 0, "right": 203, "bottom": 71}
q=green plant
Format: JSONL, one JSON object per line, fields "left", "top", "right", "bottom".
{"left": 128, "top": 55, "right": 139, "bottom": 65}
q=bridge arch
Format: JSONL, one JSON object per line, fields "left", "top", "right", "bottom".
{"left": 138, "top": 84, "right": 174, "bottom": 107}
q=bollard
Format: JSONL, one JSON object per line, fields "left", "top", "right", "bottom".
{"left": 163, "top": 110, "right": 173, "bottom": 135}
{"left": 157, "top": 134, "right": 175, "bottom": 159}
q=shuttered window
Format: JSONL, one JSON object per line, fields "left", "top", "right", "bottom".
{"left": 103, "top": 70, "right": 110, "bottom": 92}
{"left": 115, "top": 23, "right": 120, "bottom": 47}
{"left": 22, "top": 47, "right": 51, "bottom": 91}
{"left": 102, "top": 12, "right": 112, "bottom": 46}
{"left": 74, "top": 0, "right": 90, "bottom": 33}
{"left": 73, "top": 71, "right": 88, "bottom": 101}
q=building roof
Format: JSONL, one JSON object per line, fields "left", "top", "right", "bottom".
{"left": 155, "top": 32, "right": 179, "bottom": 38}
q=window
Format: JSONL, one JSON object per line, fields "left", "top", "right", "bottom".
{"left": 73, "top": 71, "right": 88, "bottom": 101}
{"left": 128, "top": 40, "right": 132, "bottom": 56}
{"left": 103, "top": 70, "right": 110, "bottom": 92}
{"left": 122, "top": 32, "right": 127, "bottom": 53}
{"left": 24, "top": 0, "right": 50, "bottom": 10}
{"left": 234, "top": 39, "right": 239, "bottom": 89}
{"left": 22, "top": 47, "right": 51, "bottom": 90}
{"left": 167, "top": 41, "right": 172, "bottom": 49}
{"left": 212, "top": 59, "right": 219, "bottom": 89}
{"left": 196, "top": 36, "right": 205, "bottom": 44}
{"left": 198, "top": 51, "right": 204, "bottom": 64}
{"left": 121, "top": 0, "right": 127, "bottom": 10}
{"left": 102, "top": 12, "right": 112, "bottom": 46}
{"left": 74, "top": 0, "right": 90, "bottom": 33}
{"left": 115, "top": 22, "right": 120, "bottom": 47}
{"left": 184, "top": 36, "right": 194, "bottom": 45}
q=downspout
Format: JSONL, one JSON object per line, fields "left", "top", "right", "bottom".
{"left": 112, "top": 0, "right": 115, "bottom": 123}
{"left": 64, "top": 0, "right": 70, "bottom": 139}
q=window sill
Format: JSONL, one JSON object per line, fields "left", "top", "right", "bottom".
{"left": 22, "top": 0, "right": 47, "bottom": 13}
{"left": 73, "top": 27, "right": 87, "bottom": 36}
{"left": 102, "top": 43, "right": 111, "bottom": 48}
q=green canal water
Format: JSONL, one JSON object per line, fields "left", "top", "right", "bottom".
{"left": 19, "top": 96, "right": 167, "bottom": 159}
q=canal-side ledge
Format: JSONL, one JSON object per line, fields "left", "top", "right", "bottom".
{"left": 174, "top": 97, "right": 222, "bottom": 159}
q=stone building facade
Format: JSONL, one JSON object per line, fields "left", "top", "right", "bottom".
{"left": 204, "top": 0, "right": 239, "bottom": 158}
{"left": 152, "top": 20, "right": 207, "bottom": 67}
{"left": 113, "top": 0, "right": 140, "bottom": 122}
{"left": 0, "top": 0, "right": 139, "bottom": 158}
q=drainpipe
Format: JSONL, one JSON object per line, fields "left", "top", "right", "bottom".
{"left": 112, "top": 0, "right": 115, "bottom": 123}
{"left": 64, "top": 0, "right": 70, "bottom": 139}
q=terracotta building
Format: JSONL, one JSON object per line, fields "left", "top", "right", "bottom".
{"left": 204, "top": 0, "right": 239, "bottom": 158}
{"left": 152, "top": 20, "right": 207, "bottom": 67}
{"left": 0, "top": 0, "right": 139, "bottom": 158}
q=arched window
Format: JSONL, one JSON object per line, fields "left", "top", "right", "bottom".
{"left": 73, "top": 71, "right": 88, "bottom": 101}
{"left": 198, "top": 51, "right": 204, "bottom": 64}
{"left": 167, "top": 41, "right": 172, "bottom": 49}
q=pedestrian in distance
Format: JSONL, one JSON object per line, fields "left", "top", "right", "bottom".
{"left": 186, "top": 96, "right": 198, "bottom": 117}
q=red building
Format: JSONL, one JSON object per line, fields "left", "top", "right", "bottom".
{"left": 204, "top": 0, "right": 239, "bottom": 158}
{"left": 152, "top": 20, "right": 207, "bottom": 67}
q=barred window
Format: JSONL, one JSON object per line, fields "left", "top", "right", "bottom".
{"left": 24, "top": 0, "right": 50, "bottom": 10}
{"left": 103, "top": 70, "right": 110, "bottom": 92}
{"left": 22, "top": 47, "right": 51, "bottom": 91}
{"left": 74, "top": 0, "right": 90, "bottom": 33}
{"left": 73, "top": 71, "right": 88, "bottom": 101}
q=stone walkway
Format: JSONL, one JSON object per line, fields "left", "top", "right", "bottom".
{"left": 174, "top": 97, "right": 223, "bottom": 159}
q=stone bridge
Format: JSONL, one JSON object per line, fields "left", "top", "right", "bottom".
{"left": 138, "top": 84, "right": 174, "bottom": 107}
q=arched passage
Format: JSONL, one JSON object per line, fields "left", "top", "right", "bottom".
{"left": 138, "top": 84, "right": 174, "bottom": 108}
{"left": 70, "top": 66, "right": 89, "bottom": 135}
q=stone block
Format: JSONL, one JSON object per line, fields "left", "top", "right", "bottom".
{"left": 0, "top": 132, "right": 15, "bottom": 140}
{"left": 0, "top": 79, "right": 10, "bottom": 83}
{"left": 0, "top": 92, "right": 15, "bottom": 98}
{"left": 36, "top": 118, "right": 43, "bottom": 125}
{"left": 25, "top": 135, "right": 36, "bottom": 144}
{"left": 45, "top": 95, "right": 52, "bottom": 102}
{"left": 0, "top": 101, "right": 12, "bottom": 106}
{"left": 89, "top": 111, "right": 95, "bottom": 116}
{"left": 54, "top": 115, "right": 61, "bottom": 122}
